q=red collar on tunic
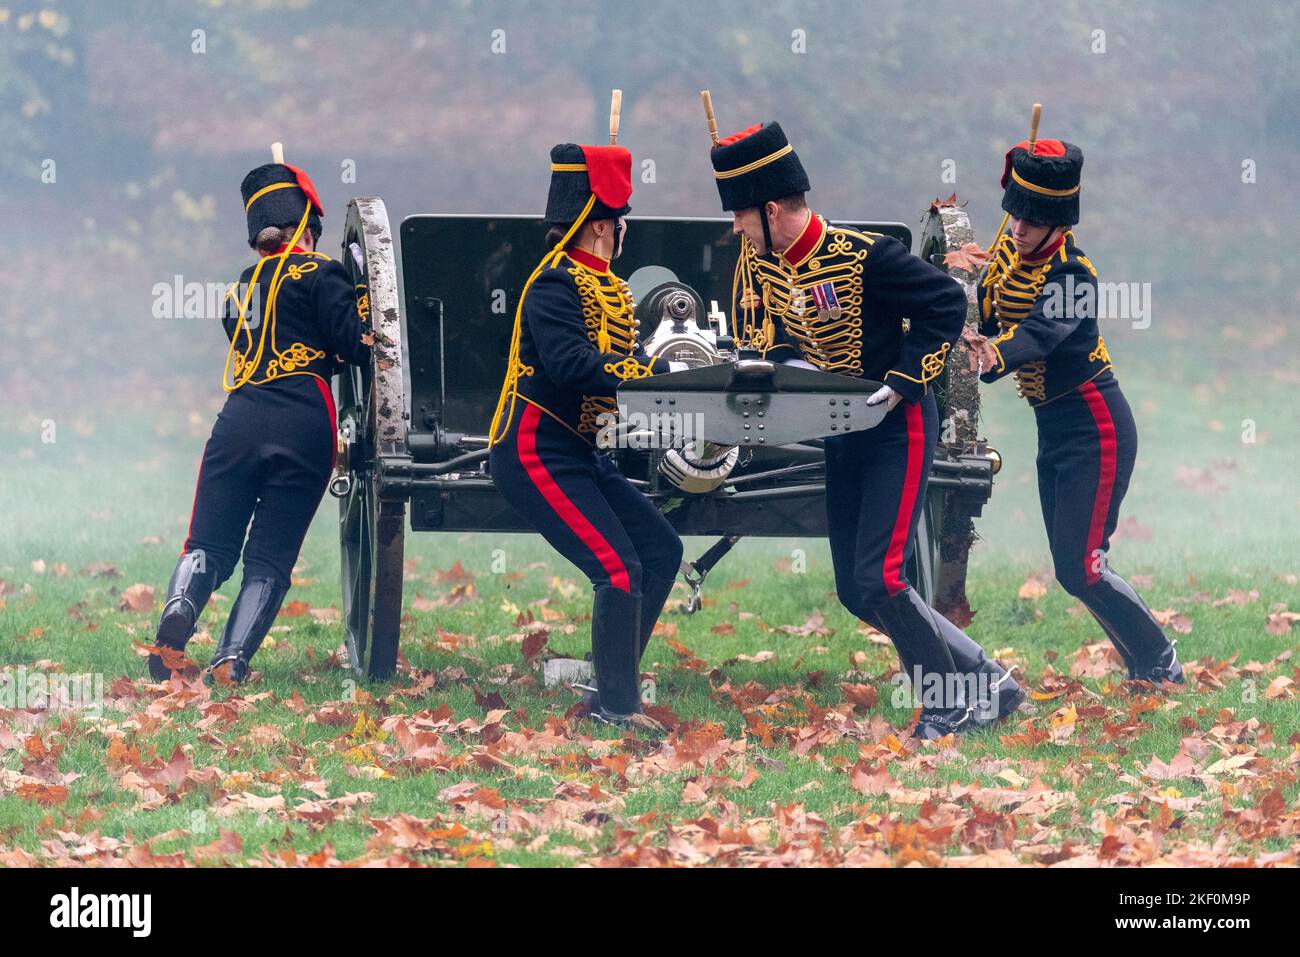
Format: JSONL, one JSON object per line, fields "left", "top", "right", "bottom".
{"left": 780, "top": 211, "right": 825, "bottom": 268}
{"left": 262, "top": 244, "right": 311, "bottom": 259}
{"left": 1019, "top": 233, "right": 1067, "bottom": 264}
{"left": 567, "top": 247, "right": 611, "bottom": 272}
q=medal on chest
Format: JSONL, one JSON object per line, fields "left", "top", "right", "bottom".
{"left": 809, "top": 280, "right": 842, "bottom": 321}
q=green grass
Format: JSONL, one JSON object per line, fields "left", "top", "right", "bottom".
{"left": 2, "top": 338, "right": 1298, "bottom": 867}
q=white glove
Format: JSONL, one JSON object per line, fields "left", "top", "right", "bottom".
{"left": 867, "top": 384, "right": 903, "bottom": 411}
{"left": 781, "top": 358, "right": 818, "bottom": 370}
{"left": 667, "top": 361, "right": 690, "bottom": 372}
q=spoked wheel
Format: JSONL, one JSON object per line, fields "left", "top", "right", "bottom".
{"left": 335, "top": 197, "right": 409, "bottom": 680}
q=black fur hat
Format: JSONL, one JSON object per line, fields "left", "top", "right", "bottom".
{"left": 710, "top": 121, "right": 811, "bottom": 211}
{"left": 240, "top": 163, "right": 323, "bottom": 248}
{"left": 544, "top": 143, "right": 633, "bottom": 225}
{"left": 1000, "top": 140, "right": 1083, "bottom": 226}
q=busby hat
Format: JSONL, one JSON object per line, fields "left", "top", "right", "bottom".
{"left": 544, "top": 143, "right": 633, "bottom": 225}
{"left": 1000, "top": 139, "right": 1083, "bottom": 226}
{"left": 709, "top": 121, "right": 811, "bottom": 212}
{"left": 241, "top": 163, "right": 324, "bottom": 247}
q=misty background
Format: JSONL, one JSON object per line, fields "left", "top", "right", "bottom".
{"left": 1, "top": 0, "right": 1297, "bottom": 562}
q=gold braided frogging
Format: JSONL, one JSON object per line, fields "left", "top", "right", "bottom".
{"left": 487, "top": 194, "right": 597, "bottom": 447}
{"left": 222, "top": 200, "right": 326, "bottom": 391}
{"left": 981, "top": 231, "right": 1107, "bottom": 402}
{"left": 734, "top": 224, "right": 872, "bottom": 376}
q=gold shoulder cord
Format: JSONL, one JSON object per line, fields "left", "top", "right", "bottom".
{"left": 730, "top": 237, "right": 775, "bottom": 352}
{"left": 487, "top": 193, "right": 597, "bottom": 447}
{"left": 222, "top": 202, "right": 317, "bottom": 392}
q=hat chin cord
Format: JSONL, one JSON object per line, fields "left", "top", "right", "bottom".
{"left": 759, "top": 203, "right": 774, "bottom": 256}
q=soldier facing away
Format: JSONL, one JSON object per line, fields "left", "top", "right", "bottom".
{"left": 148, "top": 161, "right": 372, "bottom": 684}
{"left": 706, "top": 116, "right": 1024, "bottom": 738}
{"left": 965, "top": 137, "right": 1183, "bottom": 684}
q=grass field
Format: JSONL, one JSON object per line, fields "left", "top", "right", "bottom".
{"left": 2, "top": 328, "right": 1298, "bottom": 867}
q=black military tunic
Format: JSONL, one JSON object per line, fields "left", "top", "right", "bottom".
{"left": 735, "top": 210, "right": 965, "bottom": 606}
{"left": 181, "top": 244, "right": 370, "bottom": 589}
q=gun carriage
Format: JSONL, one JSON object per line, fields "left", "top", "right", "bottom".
{"left": 334, "top": 200, "right": 996, "bottom": 679}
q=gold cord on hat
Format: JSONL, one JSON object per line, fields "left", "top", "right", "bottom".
{"left": 223, "top": 142, "right": 315, "bottom": 392}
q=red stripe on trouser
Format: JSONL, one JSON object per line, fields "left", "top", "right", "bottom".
{"left": 882, "top": 401, "right": 925, "bottom": 596}
{"left": 1079, "top": 380, "right": 1118, "bottom": 585}
{"left": 313, "top": 376, "right": 338, "bottom": 469}
{"left": 516, "top": 403, "right": 631, "bottom": 592}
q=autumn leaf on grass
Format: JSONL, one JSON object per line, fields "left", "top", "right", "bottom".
{"left": 133, "top": 639, "right": 196, "bottom": 676}
{"left": 1018, "top": 574, "right": 1048, "bottom": 600}
{"left": 840, "top": 682, "right": 879, "bottom": 713}
{"left": 653, "top": 620, "right": 679, "bottom": 641}
{"left": 309, "top": 605, "right": 341, "bottom": 625}
{"left": 944, "top": 242, "right": 991, "bottom": 273}
{"left": 118, "top": 584, "right": 156, "bottom": 613}
{"left": 1212, "top": 589, "right": 1259, "bottom": 608}
{"left": 1264, "top": 676, "right": 1295, "bottom": 700}
{"left": 856, "top": 620, "right": 892, "bottom": 645}
{"left": 1070, "top": 640, "right": 1126, "bottom": 678}
{"left": 139, "top": 745, "right": 193, "bottom": 793}
{"left": 521, "top": 627, "right": 549, "bottom": 666}
{"left": 280, "top": 600, "right": 310, "bottom": 617}
{"left": 435, "top": 560, "right": 475, "bottom": 585}
{"left": 193, "top": 830, "right": 243, "bottom": 865}
{"left": 667, "top": 639, "right": 707, "bottom": 672}
{"left": 776, "top": 611, "right": 832, "bottom": 638}
{"left": 1265, "top": 611, "right": 1300, "bottom": 635}
{"left": 1049, "top": 705, "right": 1078, "bottom": 744}
{"left": 437, "top": 583, "right": 477, "bottom": 607}
{"left": 711, "top": 622, "right": 736, "bottom": 636}
{"left": 16, "top": 782, "right": 68, "bottom": 805}
{"left": 1151, "top": 609, "right": 1193, "bottom": 634}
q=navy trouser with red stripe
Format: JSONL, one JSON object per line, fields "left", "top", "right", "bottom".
{"left": 1034, "top": 372, "right": 1137, "bottom": 595}
{"left": 1031, "top": 371, "right": 1178, "bottom": 675}
{"left": 182, "top": 375, "right": 336, "bottom": 589}
{"left": 824, "top": 392, "right": 938, "bottom": 613}
{"left": 489, "top": 401, "right": 683, "bottom": 600}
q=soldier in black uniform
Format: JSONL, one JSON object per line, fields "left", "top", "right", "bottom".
{"left": 707, "top": 120, "right": 1024, "bottom": 738}
{"left": 966, "top": 138, "right": 1183, "bottom": 683}
{"left": 148, "top": 162, "right": 372, "bottom": 684}
{"left": 487, "top": 141, "right": 684, "bottom": 731}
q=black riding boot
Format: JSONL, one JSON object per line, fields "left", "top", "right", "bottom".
{"left": 588, "top": 586, "right": 663, "bottom": 732}
{"left": 149, "top": 550, "right": 217, "bottom": 681}
{"left": 874, "top": 588, "right": 983, "bottom": 740}
{"left": 1079, "top": 568, "right": 1184, "bottom": 683}
{"left": 637, "top": 569, "right": 678, "bottom": 658}
{"left": 204, "top": 577, "right": 286, "bottom": 686}
{"left": 932, "top": 613, "right": 1025, "bottom": 721}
